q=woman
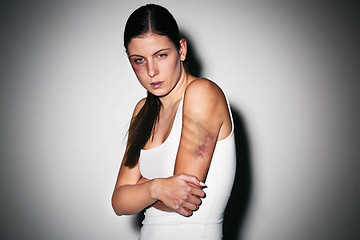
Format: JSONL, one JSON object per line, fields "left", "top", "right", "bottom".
{"left": 112, "top": 4, "right": 236, "bottom": 239}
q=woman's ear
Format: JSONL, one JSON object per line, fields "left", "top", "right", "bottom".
{"left": 179, "top": 38, "right": 187, "bottom": 61}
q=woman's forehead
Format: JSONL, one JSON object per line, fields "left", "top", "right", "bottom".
{"left": 127, "top": 34, "right": 175, "bottom": 55}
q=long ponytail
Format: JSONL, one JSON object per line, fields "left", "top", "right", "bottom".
{"left": 124, "top": 92, "right": 161, "bottom": 168}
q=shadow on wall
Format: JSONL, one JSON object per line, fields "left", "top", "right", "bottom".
{"left": 181, "top": 31, "right": 203, "bottom": 78}
{"left": 223, "top": 107, "right": 252, "bottom": 240}
{"left": 132, "top": 32, "right": 252, "bottom": 240}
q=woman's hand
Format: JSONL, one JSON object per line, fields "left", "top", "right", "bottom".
{"left": 151, "top": 174, "right": 206, "bottom": 217}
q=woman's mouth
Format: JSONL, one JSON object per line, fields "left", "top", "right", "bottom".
{"left": 150, "top": 81, "right": 164, "bottom": 89}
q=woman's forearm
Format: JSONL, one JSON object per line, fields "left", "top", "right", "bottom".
{"left": 139, "top": 175, "right": 205, "bottom": 216}
{"left": 112, "top": 180, "right": 158, "bottom": 216}
{"left": 113, "top": 174, "right": 204, "bottom": 217}
{"left": 137, "top": 177, "right": 174, "bottom": 212}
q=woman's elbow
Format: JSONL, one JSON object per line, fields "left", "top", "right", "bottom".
{"left": 111, "top": 193, "right": 124, "bottom": 216}
{"left": 113, "top": 209, "right": 123, "bottom": 216}
{"left": 112, "top": 206, "right": 123, "bottom": 216}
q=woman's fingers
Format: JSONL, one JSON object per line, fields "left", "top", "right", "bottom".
{"left": 176, "top": 173, "right": 206, "bottom": 198}
{"left": 176, "top": 184, "right": 204, "bottom": 216}
{"left": 155, "top": 174, "right": 206, "bottom": 216}
{"left": 177, "top": 207, "right": 193, "bottom": 217}
{"left": 185, "top": 195, "right": 202, "bottom": 209}
{"left": 177, "top": 173, "right": 206, "bottom": 188}
{"left": 190, "top": 186, "right": 206, "bottom": 198}
{"left": 177, "top": 201, "right": 199, "bottom": 216}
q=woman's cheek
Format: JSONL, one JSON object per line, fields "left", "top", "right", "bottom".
{"left": 130, "top": 62, "right": 143, "bottom": 73}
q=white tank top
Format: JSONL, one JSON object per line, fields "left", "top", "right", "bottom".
{"left": 138, "top": 93, "right": 236, "bottom": 240}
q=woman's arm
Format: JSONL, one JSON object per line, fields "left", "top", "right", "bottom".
{"left": 137, "top": 178, "right": 173, "bottom": 212}
{"left": 112, "top": 163, "right": 205, "bottom": 216}
{"left": 111, "top": 99, "right": 206, "bottom": 217}
{"left": 111, "top": 162, "right": 156, "bottom": 215}
{"left": 174, "top": 78, "right": 232, "bottom": 181}
{"left": 137, "top": 176, "right": 206, "bottom": 213}
{"left": 147, "top": 79, "right": 232, "bottom": 215}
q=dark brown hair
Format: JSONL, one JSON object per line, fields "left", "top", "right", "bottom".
{"left": 123, "top": 4, "right": 181, "bottom": 168}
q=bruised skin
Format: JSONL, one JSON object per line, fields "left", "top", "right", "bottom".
{"left": 152, "top": 113, "right": 218, "bottom": 213}
{"left": 180, "top": 115, "right": 218, "bottom": 159}
{"left": 142, "top": 79, "right": 231, "bottom": 214}
{"left": 194, "top": 133, "right": 214, "bottom": 159}
{"left": 181, "top": 117, "right": 216, "bottom": 160}
{"left": 173, "top": 79, "right": 228, "bottom": 182}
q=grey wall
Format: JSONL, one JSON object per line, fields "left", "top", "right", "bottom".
{"left": 1, "top": 1, "right": 358, "bottom": 239}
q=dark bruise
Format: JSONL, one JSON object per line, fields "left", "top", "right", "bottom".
{"left": 193, "top": 133, "right": 214, "bottom": 158}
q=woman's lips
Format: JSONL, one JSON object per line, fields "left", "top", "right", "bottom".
{"left": 150, "top": 81, "right": 163, "bottom": 89}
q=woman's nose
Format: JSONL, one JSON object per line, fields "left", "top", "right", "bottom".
{"left": 147, "top": 60, "right": 159, "bottom": 78}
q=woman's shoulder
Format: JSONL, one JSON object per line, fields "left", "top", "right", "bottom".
{"left": 184, "top": 78, "right": 226, "bottom": 103}
{"left": 183, "top": 78, "right": 232, "bottom": 140}
{"left": 132, "top": 97, "right": 146, "bottom": 118}
{"left": 183, "top": 78, "right": 228, "bottom": 119}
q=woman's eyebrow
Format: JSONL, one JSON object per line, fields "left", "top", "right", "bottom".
{"left": 129, "top": 48, "right": 171, "bottom": 58}
{"left": 152, "top": 48, "right": 171, "bottom": 56}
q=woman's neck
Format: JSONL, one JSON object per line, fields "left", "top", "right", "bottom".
{"left": 159, "top": 65, "right": 196, "bottom": 109}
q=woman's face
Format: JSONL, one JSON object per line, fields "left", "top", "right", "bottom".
{"left": 127, "top": 34, "right": 185, "bottom": 97}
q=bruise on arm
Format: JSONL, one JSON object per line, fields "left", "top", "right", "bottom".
{"left": 194, "top": 133, "right": 213, "bottom": 158}
{"left": 184, "top": 117, "right": 217, "bottom": 160}
{"left": 173, "top": 78, "right": 227, "bottom": 182}
{"left": 174, "top": 110, "right": 219, "bottom": 182}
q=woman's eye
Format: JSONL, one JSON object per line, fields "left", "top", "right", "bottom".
{"left": 133, "top": 58, "right": 144, "bottom": 64}
{"left": 158, "top": 53, "right": 167, "bottom": 59}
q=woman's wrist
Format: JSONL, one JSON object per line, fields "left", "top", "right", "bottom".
{"left": 149, "top": 178, "right": 161, "bottom": 201}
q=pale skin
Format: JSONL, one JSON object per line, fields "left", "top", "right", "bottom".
{"left": 112, "top": 33, "right": 232, "bottom": 217}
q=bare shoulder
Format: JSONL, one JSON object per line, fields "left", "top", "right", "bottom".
{"left": 184, "top": 78, "right": 227, "bottom": 112}
{"left": 132, "top": 97, "right": 147, "bottom": 118}
{"left": 185, "top": 78, "right": 224, "bottom": 99}
{"left": 183, "top": 78, "right": 232, "bottom": 140}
